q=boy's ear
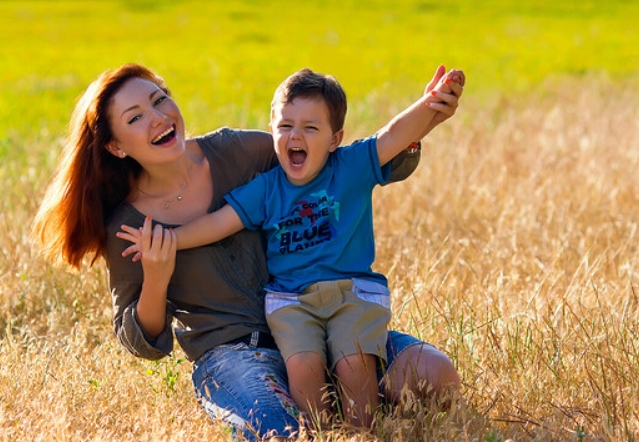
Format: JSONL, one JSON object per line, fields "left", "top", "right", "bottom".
{"left": 329, "top": 129, "right": 344, "bottom": 152}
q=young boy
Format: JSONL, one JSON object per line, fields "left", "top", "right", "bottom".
{"left": 120, "top": 66, "right": 464, "bottom": 429}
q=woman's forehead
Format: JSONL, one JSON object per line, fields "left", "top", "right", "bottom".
{"left": 109, "top": 78, "right": 162, "bottom": 113}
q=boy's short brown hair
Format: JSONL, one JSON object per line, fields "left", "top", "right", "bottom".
{"left": 271, "top": 68, "right": 347, "bottom": 134}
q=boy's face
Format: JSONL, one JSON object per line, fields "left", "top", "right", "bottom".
{"left": 269, "top": 96, "right": 343, "bottom": 186}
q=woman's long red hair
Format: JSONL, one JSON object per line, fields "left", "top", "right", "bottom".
{"left": 33, "top": 64, "right": 169, "bottom": 268}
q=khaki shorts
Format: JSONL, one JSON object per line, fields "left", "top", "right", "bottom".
{"left": 265, "top": 279, "right": 391, "bottom": 369}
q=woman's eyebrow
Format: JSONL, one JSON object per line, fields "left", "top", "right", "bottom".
{"left": 121, "top": 91, "right": 160, "bottom": 118}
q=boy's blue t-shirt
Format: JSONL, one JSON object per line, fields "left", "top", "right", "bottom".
{"left": 224, "top": 136, "right": 391, "bottom": 293}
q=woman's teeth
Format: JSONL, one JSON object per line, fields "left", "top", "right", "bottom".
{"left": 152, "top": 127, "right": 175, "bottom": 145}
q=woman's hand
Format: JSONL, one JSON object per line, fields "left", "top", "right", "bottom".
{"left": 422, "top": 64, "right": 465, "bottom": 129}
{"left": 117, "top": 215, "right": 177, "bottom": 283}
{"left": 121, "top": 215, "right": 177, "bottom": 338}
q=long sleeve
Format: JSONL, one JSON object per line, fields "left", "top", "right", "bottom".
{"left": 106, "top": 205, "right": 174, "bottom": 360}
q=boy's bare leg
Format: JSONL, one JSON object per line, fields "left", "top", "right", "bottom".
{"left": 382, "top": 343, "right": 460, "bottom": 407}
{"left": 286, "top": 351, "right": 330, "bottom": 427}
{"left": 334, "top": 353, "right": 379, "bottom": 428}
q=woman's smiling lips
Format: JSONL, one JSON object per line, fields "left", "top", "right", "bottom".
{"left": 151, "top": 125, "right": 176, "bottom": 145}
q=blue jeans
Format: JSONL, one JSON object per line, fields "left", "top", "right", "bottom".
{"left": 192, "top": 330, "right": 423, "bottom": 441}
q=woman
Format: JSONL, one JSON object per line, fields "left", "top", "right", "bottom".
{"left": 33, "top": 63, "right": 462, "bottom": 441}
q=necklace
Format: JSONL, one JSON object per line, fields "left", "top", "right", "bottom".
{"left": 137, "top": 178, "right": 188, "bottom": 209}
{"left": 137, "top": 159, "right": 195, "bottom": 209}
{"left": 163, "top": 179, "right": 187, "bottom": 209}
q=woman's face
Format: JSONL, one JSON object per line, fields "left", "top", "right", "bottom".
{"left": 107, "top": 77, "right": 186, "bottom": 166}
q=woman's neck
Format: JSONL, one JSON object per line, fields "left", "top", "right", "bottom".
{"left": 137, "top": 153, "right": 195, "bottom": 199}
{"left": 128, "top": 139, "right": 212, "bottom": 223}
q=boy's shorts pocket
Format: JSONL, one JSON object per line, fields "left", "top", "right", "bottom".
{"left": 352, "top": 278, "right": 391, "bottom": 309}
{"left": 265, "top": 291, "right": 300, "bottom": 315}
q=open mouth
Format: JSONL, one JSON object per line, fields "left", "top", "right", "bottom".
{"left": 151, "top": 125, "right": 176, "bottom": 145}
{"left": 289, "top": 147, "right": 307, "bottom": 166}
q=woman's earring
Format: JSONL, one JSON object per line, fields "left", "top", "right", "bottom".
{"left": 120, "top": 152, "right": 127, "bottom": 158}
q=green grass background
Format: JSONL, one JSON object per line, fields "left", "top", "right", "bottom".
{"left": 1, "top": 0, "right": 638, "bottom": 159}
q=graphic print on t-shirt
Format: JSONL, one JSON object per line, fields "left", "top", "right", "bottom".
{"left": 274, "top": 190, "right": 339, "bottom": 255}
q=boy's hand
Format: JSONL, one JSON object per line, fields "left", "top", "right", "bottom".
{"left": 117, "top": 223, "right": 144, "bottom": 262}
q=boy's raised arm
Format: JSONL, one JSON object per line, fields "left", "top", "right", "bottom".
{"left": 376, "top": 67, "right": 464, "bottom": 166}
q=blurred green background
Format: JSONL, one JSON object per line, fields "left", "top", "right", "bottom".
{"left": 1, "top": 0, "right": 638, "bottom": 162}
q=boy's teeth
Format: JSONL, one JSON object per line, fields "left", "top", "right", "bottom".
{"left": 289, "top": 148, "right": 307, "bottom": 165}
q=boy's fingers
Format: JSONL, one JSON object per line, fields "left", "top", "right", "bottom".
{"left": 122, "top": 244, "right": 138, "bottom": 258}
{"left": 449, "top": 69, "right": 465, "bottom": 86}
{"left": 116, "top": 231, "right": 134, "bottom": 242}
{"left": 119, "top": 224, "right": 138, "bottom": 235}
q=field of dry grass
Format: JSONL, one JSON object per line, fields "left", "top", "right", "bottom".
{"left": 1, "top": 75, "right": 638, "bottom": 441}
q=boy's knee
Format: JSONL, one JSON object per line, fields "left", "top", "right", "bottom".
{"left": 384, "top": 343, "right": 460, "bottom": 402}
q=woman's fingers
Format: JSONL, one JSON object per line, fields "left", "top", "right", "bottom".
{"left": 140, "top": 225, "right": 176, "bottom": 275}
{"left": 424, "top": 64, "right": 446, "bottom": 95}
{"left": 166, "top": 228, "right": 177, "bottom": 257}
{"left": 117, "top": 215, "right": 177, "bottom": 267}
{"left": 427, "top": 90, "right": 460, "bottom": 116}
{"left": 426, "top": 68, "right": 465, "bottom": 105}
{"left": 141, "top": 215, "right": 153, "bottom": 251}
{"left": 147, "top": 224, "right": 167, "bottom": 257}
{"left": 429, "top": 71, "right": 464, "bottom": 116}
